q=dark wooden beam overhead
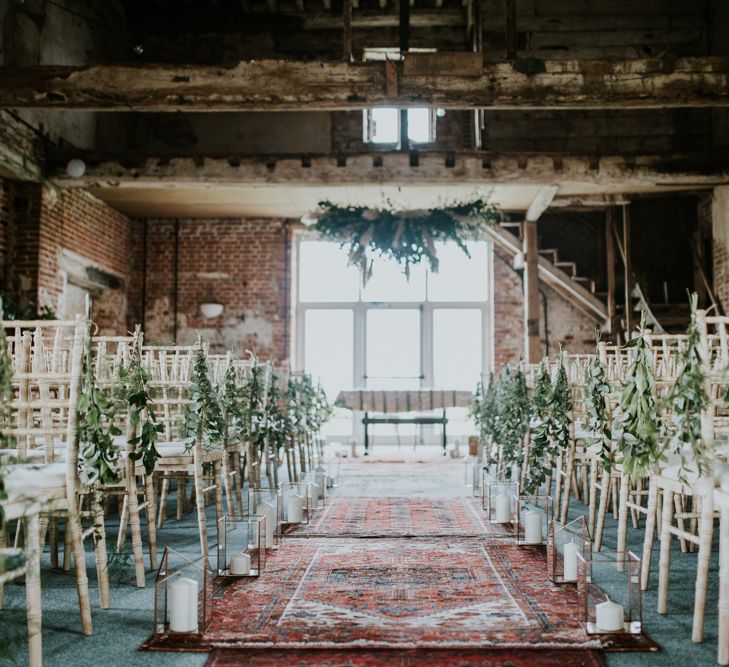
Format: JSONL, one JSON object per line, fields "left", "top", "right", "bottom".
{"left": 2, "top": 56, "right": 728, "bottom": 111}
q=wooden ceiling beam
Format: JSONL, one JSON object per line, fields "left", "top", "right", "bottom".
{"left": 1, "top": 56, "right": 728, "bottom": 111}
{"left": 46, "top": 151, "right": 729, "bottom": 189}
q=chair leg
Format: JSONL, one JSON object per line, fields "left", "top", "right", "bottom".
{"left": 560, "top": 446, "right": 575, "bottom": 525}
{"left": 641, "top": 477, "right": 659, "bottom": 590}
{"left": 177, "top": 473, "right": 186, "bottom": 521}
{"left": 0, "top": 522, "right": 6, "bottom": 608}
{"left": 63, "top": 521, "right": 72, "bottom": 572}
{"left": 222, "top": 457, "right": 235, "bottom": 522}
{"left": 616, "top": 473, "right": 630, "bottom": 572}
{"left": 25, "top": 513, "right": 42, "bottom": 667}
{"left": 611, "top": 476, "right": 620, "bottom": 518}
{"left": 692, "top": 490, "right": 715, "bottom": 643}
{"left": 588, "top": 459, "right": 598, "bottom": 538}
{"left": 67, "top": 509, "right": 93, "bottom": 634}
{"left": 233, "top": 454, "right": 244, "bottom": 517}
{"left": 91, "top": 492, "right": 111, "bottom": 610}
{"left": 145, "top": 474, "right": 159, "bottom": 571}
{"left": 48, "top": 516, "right": 58, "bottom": 569}
{"left": 193, "top": 450, "right": 208, "bottom": 556}
{"left": 157, "top": 477, "right": 169, "bottom": 529}
{"left": 595, "top": 469, "right": 610, "bottom": 552}
{"left": 127, "top": 479, "right": 146, "bottom": 588}
{"left": 675, "top": 494, "right": 689, "bottom": 553}
{"left": 658, "top": 487, "right": 675, "bottom": 615}
{"left": 116, "top": 494, "right": 129, "bottom": 553}
{"left": 718, "top": 507, "right": 729, "bottom": 665}
{"left": 214, "top": 461, "right": 225, "bottom": 524}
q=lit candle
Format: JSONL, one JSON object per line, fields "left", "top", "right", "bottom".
{"left": 523, "top": 510, "right": 542, "bottom": 544}
{"left": 229, "top": 552, "right": 251, "bottom": 576}
{"left": 563, "top": 539, "right": 578, "bottom": 582}
{"left": 261, "top": 500, "right": 276, "bottom": 548}
{"left": 287, "top": 494, "right": 304, "bottom": 523}
{"left": 493, "top": 494, "right": 511, "bottom": 523}
{"left": 169, "top": 577, "right": 198, "bottom": 633}
{"left": 596, "top": 597, "right": 624, "bottom": 632}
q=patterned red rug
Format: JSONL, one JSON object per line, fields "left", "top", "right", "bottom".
{"left": 147, "top": 537, "right": 601, "bottom": 651}
{"left": 284, "top": 497, "right": 511, "bottom": 538}
{"left": 206, "top": 647, "right": 607, "bottom": 666}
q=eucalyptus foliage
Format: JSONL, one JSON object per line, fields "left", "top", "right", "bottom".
{"left": 525, "top": 353, "right": 572, "bottom": 494}
{"left": 530, "top": 358, "right": 551, "bottom": 423}
{"left": 495, "top": 365, "right": 530, "bottom": 473}
{"left": 584, "top": 354, "right": 613, "bottom": 471}
{"left": 182, "top": 341, "right": 226, "bottom": 451}
{"left": 471, "top": 374, "right": 499, "bottom": 463}
{"left": 613, "top": 324, "right": 662, "bottom": 483}
{"left": 78, "top": 338, "right": 121, "bottom": 486}
{"left": 312, "top": 199, "right": 501, "bottom": 282}
{"left": 115, "top": 332, "right": 163, "bottom": 476}
{"left": 659, "top": 298, "right": 709, "bottom": 482}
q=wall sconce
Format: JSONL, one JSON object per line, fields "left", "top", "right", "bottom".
{"left": 66, "top": 158, "right": 86, "bottom": 178}
{"left": 200, "top": 302, "right": 223, "bottom": 319}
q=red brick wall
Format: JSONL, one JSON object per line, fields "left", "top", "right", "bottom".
{"left": 1, "top": 181, "right": 143, "bottom": 333}
{"left": 143, "top": 218, "right": 290, "bottom": 362}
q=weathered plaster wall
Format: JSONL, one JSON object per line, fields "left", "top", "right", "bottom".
{"left": 712, "top": 186, "right": 729, "bottom": 314}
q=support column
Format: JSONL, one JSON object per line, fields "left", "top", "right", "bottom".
{"left": 622, "top": 204, "right": 633, "bottom": 335}
{"left": 524, "top": 219, "right": 541, "bottom": 363}
{"left": 605, "top": 208, "right": 617, "bottom": 335}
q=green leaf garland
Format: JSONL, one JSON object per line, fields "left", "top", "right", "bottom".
{"left": 312, "top": 199, "right": 501, "bottom": 282}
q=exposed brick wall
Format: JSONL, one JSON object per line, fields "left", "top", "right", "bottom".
{"left": 143, "top": 218, "right": 290, "bottom": 362}
{"left": 1, "top": 181, "right": 143, "bottom": 333}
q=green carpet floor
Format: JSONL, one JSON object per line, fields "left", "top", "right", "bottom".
{"left": 0, "top": 457, "right": 722, "bottom": 666}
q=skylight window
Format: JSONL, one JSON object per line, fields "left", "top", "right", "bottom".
{"left": 364, "top": 107, "right": 435, "bottom": 145}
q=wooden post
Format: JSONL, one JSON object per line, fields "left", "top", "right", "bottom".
{"left": 342, "top": 0, "right": 352, "bottom": 62}
{"left": 399, "top": 0, "right": 410, "bottom": 152}
{"left": 605, "top": 208, "right": 617, "bottom": 334}
{"left": 505, "top": 0, "right": 517, "bottom": 60}
{"left": 622, "top": 204, "right": 632, "bottom": 335}
{"left": 524, "top": 219, "right": 541, "bottom": 362}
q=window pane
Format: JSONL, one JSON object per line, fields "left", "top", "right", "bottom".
{"left": 370, "top": 108, "right": 399, "bottom": 143}
{"left": 366, "top": 309, "right": 421, "bottom": 389}
{"left": 407, "top": 108, "right": 431, "bottom": 143}
{"left": 299, "top": 241, "right": 360, "bottom": 302}
{"left": 433, "top": 308, "right": 482, "bottom": 389}
{"left": 361, "top": 259, "right": 426, "bottom": 302}
{"left": 428, "top": 241, "right": 488, "bottom": 302}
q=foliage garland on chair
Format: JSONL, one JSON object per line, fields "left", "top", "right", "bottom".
{"left": 115, "top": 330, "right": 163, "bottom": 476}
{"left": 78, "top": 337, "right": 122, "bottom": 486}
{"left": 495, "top": 364, "right": 530, "bottom": 475}
{"left": 183, "top": 339, "right": 226, "bottom": 452}
{"left": 219, "top": 363, "right": 246, "bottom": 447}
{"left": 524, "top": 352, "right": 572, "bottom": 494}
{"left": 659, "top": 295, "right": 709, "bottom": 484}
{"left": 471, "top": 374, "right": 499, "bottom": 464}
{"left": 584, "top": 347, "right": 613, "bottom": 472}
{"left": 530, "top": 358, "right": 551, "bottom": 424}
{"left": 613, "top": 316, "right": 662, "bottom": 483}
{"left": 312, "top": 199, "right": 501, "bottom": 282}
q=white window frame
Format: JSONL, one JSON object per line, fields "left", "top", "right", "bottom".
{"left": 363, "top": 107, "right": 437, "bottom": 146}
{"left": 292, "top": 230, "right": 494, "bottom": 441}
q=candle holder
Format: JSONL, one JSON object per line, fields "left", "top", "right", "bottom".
{"left": 304, "top": 470, "right": 326, "bottom": 510}
{"left": 281, "top": 480, "right": 312, "bottom": 525}
{"left": 326, "top": 457, "right": 341, "bottom": 489}
{"left": 484, "top": 479, "right": 518, "bottom": 527}
{"left": 247, "top": 488, "right": 282, "bottom": 550}
{"left": 216, "top": 514, "right": 266, "bottom": 578}
{"left": 548, "top": 515, "right": 592, "bottom": 584}
{"left": 464, "top": 456, "right": 483, "bottom": 497}
{"left": 480, "top": 465, "right": 509, "bottom": 509}
{"left": 576, "top": 550, "right": 642, "bottom": 635}
{"left": 516, "top": 494, "right": 552, "bottom": 547}
{"left": 153, "top": 547, "right": 214, "bottom": 639}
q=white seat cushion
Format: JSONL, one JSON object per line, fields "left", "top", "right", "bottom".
{"left": 156, "top": 441, "right": 190, "bottom": 457}
{"left": 3, "top": 463, "right": 67, "bottom": 500}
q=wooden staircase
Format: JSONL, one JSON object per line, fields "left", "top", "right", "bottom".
{"left": 484, "top": 219, "right": 609, "bottom": 328}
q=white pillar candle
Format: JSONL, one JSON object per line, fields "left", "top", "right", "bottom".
{"left": 595, "top": 597, "right": 624, "bottom": 632}
{"left": 311, "top": 481, "right": 322, "bottom": 501}
{"left": 169, "top": 577, "right": 198, "bottom": 633}
{"left": 563, "top": 539, "right": 579, "bottom": 582}
{"left": 287, "top": 494, "right": 304, "bottom": 523}
{"left": 229, "top": 552, "right": 251, "bottom": 576}
{"left": 493, "top": 494, "right": 511, "bottom": 523}
{"left": 523, "top": 510, "right": 542, "bottom": 544}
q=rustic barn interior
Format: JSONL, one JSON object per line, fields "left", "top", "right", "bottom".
{"left": 2, "top": 0, "right": 729, "bottom": 665}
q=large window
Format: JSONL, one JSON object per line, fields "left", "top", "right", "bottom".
{"left": 296, "top": 237, "right": 491, "bottom": 440}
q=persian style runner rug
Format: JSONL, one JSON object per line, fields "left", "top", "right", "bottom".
{"left": 284, "top": 497, "right": 510, "bottom": 538}
{"left": 206, "top": 647, "right": 607, "bottom": 666}
{"left": 147, "top": 537, "right": 601, "bottom": 652}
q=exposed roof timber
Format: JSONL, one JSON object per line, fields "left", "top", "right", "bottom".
{"left": 49, "top": 152, "right": 729, "bottom": 189}
{"left": 3, "top": 56, "right": 729, "bottom": 111}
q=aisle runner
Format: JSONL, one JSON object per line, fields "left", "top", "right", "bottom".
{"left": 285, "top": 497, "right": 508, "bottom": 537}
{"left": 147, "top": 538, "right": 600, "bottom": 651}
